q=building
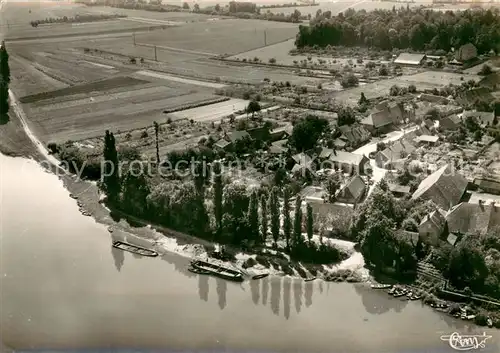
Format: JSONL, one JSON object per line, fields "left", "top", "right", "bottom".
{"left": 374, "top": 139, "right": 416, "bottom": 169}
{"left": 419, "top": 210, "right": 447, "bottom": 245}
{"left": 412, "top": 165, "right": 468, "bottom": 210}
{"left": 446, "top": 201, "right": 500, "bottom": 236}
{"left": 419, "top": 93, "right": 449, "bottom": 105}
{"left": 329, "top": 151, "right": 370, "bottom": 175}
{"left": 308, "top": 202, "right": 354, "bottom": 236}
{"left": 214, "top": 139, "right": 232, "bottom": 151}
{"left": 474, "top": 177, "right": 500, "bottom": 195}
{"left": 336, "top": 175, "right": 366, "bottom": 204}
{"left": 361, "top": 101, "right": 409, "bottom": 133}
{"left": 414, "top": 135, "right": 439, "bottom": 145}
{"left": 462, "top": 111, "right": 496, "bottom": 126}
{"left": 388, "top": 183, "right": 411, "bottom": 198}
{"left": 270, "top": 125, "right": 293, "bottom": 141}
{"left": 291, "top": 152, "right": 313, "bottom": 175}
{"left": 456, "top": 43, "right": 477, "bottom": 62}
{"left": 394, "top": 53, "right": 426, "bottom": 66}
{"left": 338, "top": 125, "right": 371, "bottom": 147}
{"left": 439, "top": 115, "right": 462, "bottom": 131}
{"left": 269, "top": 139, "right": 288, "bottom": 155}
{"left": 247, "top": 126, "right": 270, "bottom": 141}
{"left": 318, "top": 147, "right": 334, "bottom": 160}
{"left": 225, "top": 130, "right": 251, "bottom": 143}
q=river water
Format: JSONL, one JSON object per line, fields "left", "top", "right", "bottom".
{"left": 0, "top": 153, "right": 499, "bottom": 353}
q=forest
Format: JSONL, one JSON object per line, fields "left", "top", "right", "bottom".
{"left": 295, "top": 7, "right": 500, "bottom": 54}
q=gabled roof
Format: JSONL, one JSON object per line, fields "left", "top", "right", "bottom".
{"left": 361, "top": 110, "right": 392, "bottom": 128}
{"left": 447, "top": 233, "right": 459, "bottom": 246}
{"left": 388, "top": 183, "right": 411, "bottom": 194}
{"left": 446, "top": 202, "right": 500, "bottom": 236}
{"left": 394, "top": 53, "right": 426, "bottom": 65}
{"left": 420, "top": 209, "right": 446, "bottom": 229}
{"left": 292, "top": 152, "right": 312, "bottom": 165}
{"left": 414, "top": 135, "right": 439, "bottom": 143}
{"left": 329, "top": 151, "right": 368, "bottom": 166}
{"left": 474, "top": 177, "right": 500, "bottom": 192}
{"left": 215, "top": 139, "right": 231, "bottom": 149}
{"left": 439, "top": 115, "right": 462, "bottom": 130}
{"left": 333, "top": 138, "right": 347, "bottom": 148}
{"left": 462, "top": 111, "right": 496, "bottom": 126}
{"left": 338, "top": 125, "right": 371, "bottom": 143}
{"left": 412, "top": 165, "right": 468, "bottom": 210}
{"left": 378, "top": 139, "right": 416, "bottom": 162}
{"left": 339, "top": 175, "right": 366, "bottom": 202}
{"left": 227, "top": 130, "right": 250, "bottom": 142}
{"left": 319, "top": 147, "right": 333, "bottom": 159}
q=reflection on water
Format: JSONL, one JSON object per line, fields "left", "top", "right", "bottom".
{"left": 111, "top": 245, "right": 124, "bottom": 272}
{"left": 216, "top": 277, "right": 227, "bottom": 310}
{"left": 354, "top": 284, "right": 408, "bottom": 315}
{"left": 294, "top": 278, "right": 303, "bottom": 314}
{"left": 283, "top": 278, "right": 291, "bottom": 320}
{"left": 198, "top": 275, "right": 209, "bottom": 302}
{"left": 261, "top": 276, "right": 269, "bottom": 306}
{"left": 305, "top": 281, "right": 313, "bottom": 308}
{"left": 250, "top": 277, "right": 260, "bottom": 306}
{"left": 270, "top": 277, "right": 281, "bottom": 316}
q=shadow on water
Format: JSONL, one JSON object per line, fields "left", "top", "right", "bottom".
{"left": 283, "top": 277, "right": 291, "bottom": 320}
{"left": 305, "top": 281, "right": 313, "bottom": 308}
{"left": 250, "top": 277, "right": 260, "bottom": 306}
{"left": 354, "top": 283, "right": 408, "bottom": 315}
{"left": 293, "top": 278, "right": 303, "bottom": 314}
{"left": 198, "top": 275, "right": 209, "bottom": 302}
{"left": 111, "top": 245, "right": 124, "bottom": 272}
{"left": 261, "top": 276, "right": 269, "bottom": 306}
{"left": 216, "top": 277, "right": 227, "bottom": 310}
{"left": 270, "top": 277, "right": 281, "bottom": 316}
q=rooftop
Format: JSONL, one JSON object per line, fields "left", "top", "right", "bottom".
{"left": 414, "top": 135, "right": 439, "bottom": 143}
{"left": 446, "top": 202, "right": 500, "bottom": 236}
{"left": 329, "top": 151, "right": 368, "bottom": 166}
{"left": 394, "top": 53, "right": 426, "bottom": 65}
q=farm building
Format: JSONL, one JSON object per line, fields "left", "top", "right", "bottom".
{"left": 462, "top": 111, "right": 496, "bottom": 126}
{"left": 419, "top": 210, "right": 446, "bottom": 245}
{"left": 474, "top": 177, "right": 500, "bottom": 195}
{"left": 445, "top": 201, "right": 500, "bottom": 237}
{"left": 439, "top": 115, "right": 462, "bottom": 131}
{"left": 479, "top": 71, "right": 500, "bottom": 90}
{"left": 329, "top": 151, "right": 370, "bottom": 175}
{"left": 361, "top": 101, "right": 410, "bottom": 133}
{"left": 336, "top": 175, "right": 366, "bottom": 204}
{"left": 455, "top": 43, "right": 477, "bottom": 62}
{"left": 419, "top": 93, "right": 449, "bottom": 105}
{"left": 338, "top": 125, "right": 371, "bottom": 147}
{"left": 270, "top": 125, "right": 292, "bottom": 141}
{"left": 225, "top": 130, "right": 251, "bottom": 143}
{"left": 394, "top": 53, "right": 426, "bottom": 66}
{"left": 412, "top": 164, "right": 468, "bottom": 210}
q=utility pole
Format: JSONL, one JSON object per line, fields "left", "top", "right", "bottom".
{"left": 154, "top": 45, "right": 157, "bottom": 61}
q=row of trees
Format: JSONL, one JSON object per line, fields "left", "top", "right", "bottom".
{"left": 99, "top": 130, "right": 342, "bottom": 264}
{"left": 30, "top": 14, "right": 125, "bottom": 27}
{"left": 296, "top": 7, "right": 500, "bottom": 53}
{"left": 0, "top": 41, "right": 10, "bottom": 118}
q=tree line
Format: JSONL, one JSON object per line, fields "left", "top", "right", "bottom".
{"left": 296, "top": 7, "right": 500, "bottom": 54}
{"left": 99, "top": 129, "right": 342, "bottom": 264}
{"left": 0, "top": 41, "right": 10, "bottom": 119}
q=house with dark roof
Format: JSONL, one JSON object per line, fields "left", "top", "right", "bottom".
{"left": 374, "top": 139, "right": 416, "bottom": 169}
{"left": 394, "top": 53, "right": 426, "bottom": 66}
{"left": 319, "top": 147, "right": 334, "bottom": 160}
{"left": 419, "top": 210, "right": 447, "bottom": 245}
{"left": 473, "top": 177, "right": 500, "bottom": 195}
{"left": 329, "top": 151, "right": 370, "bottom": 175}
{"left": 445, "top": 202, "right": 500, "bottom": 236}
{"left": 412, "top": 165, "right": 468, "bottom": 210}
{"left": 247, "top": 126, "right": 270, "bottom": 141}
{"left": 226, "top": 130, "right": 251, "bottom": 143}
{"left": 338, "top": 125, "right": 371, "bottom": 147}
{"left": 214, "top": 139, "right": 232, "bottom": 151}
{"left": 336, "top": 175, "right": 366, "bottom": 204}
{"left": 270, "top": 125, "right": 293, "bottom": 141}
{"left": 456, "top": 43, "right": 477, "bottom": 62}
{"left": 439, "top": 115, "right": 462, "bottom": 131}
{"left": 361, "top": 101, "right": 408, "bottom": 133}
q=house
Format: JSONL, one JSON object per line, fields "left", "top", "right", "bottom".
{"left": 474, "top": 177, "right": 500, "bottom": 195}
{"left": 445, "top": 201, "right": 500, "bottom": 236}
{"left": 456, "top": 87, "right": 494, "bottom": 107}
{"left": 333, "top": 138, "right": 347, "bottom": 149}
{"left": 419, "top": 210, "right": 447, "bottom": 245}
{"left": 456, "top": 43, "right": 477, "bottom": 62}
{"left": 214, "top": 139, "right": 232, "bottom": 151}
{"left": 479, "top": 71, "right": 500, "bottom": 90}
{"left": 329, "top": 151, "right": 370, "bottom": 175}
{"left": 419, "top": 93, "right": 449, "bottom": 105}
{"left": 414, "top": 135, "right": 439, "bottom": 145}
{"left": 388, "top": 183, "right": 411, "bottom": 198}
{"left": 361, "top": 101, "right": 408, "bottom": 133}
{"left": 336, "top": 175, "right": 366, "bottom": 204}
{"left": 394, "top": 53, "right": 426, "bottom": 66}
{"left": 439, "top": 115, "right": 462, "bottom": 131}
{"left": 338, "top": 125, "right": 371, "bottom": 147}
{"left": 247, "top": 126, "right": 270, "bottom": 141}
{"left": 226, "top": 130, "right": 251, "bottom": 143}
{"left": 291, "top": 152, "right": 313, "bottom": 175}
{"left": 270, "top": 125, "right": 293, "bottom": 141}
{"left": 462, "top": 111, "right": 496, "bottom": 126}
{"left": 412, "top": 165, "right": 468, "bottom": 210}
{"left": 301, "top": 186, "right": 325, "bottom": 203}
{"left": 319, "top": 147, "right": 334, "bottom": 160}
{"left": 269, "top": 139, "right": 288, "bottom": 155}
{"left": 374, "top": 139, "right": 416, "bottom": 168}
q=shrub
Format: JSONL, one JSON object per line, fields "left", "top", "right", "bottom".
{"left": 379, "top": 65, "right": 389, "bottom": 76}
{"left": 340, "top": 73, "right": 359, "bottom": 88}
{"left": 130, "top": 58, "right": 136, "bottom": 64}
{"left": 269, "top": 58, "right": 276, "bottom": 64}
{"left": 408, "top": 84, "right": 417, "bottom": 93}
{"left": 47, "top": 142, "right": 59, "bottom": 154}
{"left": 366, "top": 61, "right": 376, "bottom": 69}
{"left": 141, "top": 130, "right": 148, "bottom": 138}
{"left": 479, "top": 64, "right": 493, "bottom": 76}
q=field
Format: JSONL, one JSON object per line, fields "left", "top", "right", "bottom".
{"left": 331, "top": 71, "right": 483, "bottom": 106}
{"left": 166, "top": 98, "right": 250, "bottom": 122}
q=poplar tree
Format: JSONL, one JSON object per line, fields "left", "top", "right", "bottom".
{"left": 293, "top": 196, "right": 303, "bottom": 250}
{"left": 260, "top": 194, "right": 268, "bottom": 243}
{"left": 213, "top": 163, "right": 223, "bottom": 235}
{"left": 153, "top": 121, "right": 160, "bottom": 164}
{"left": 248, "top": 190, "right": 259, "bottom": 243}
{"left": 306, "top": 203, "right": 313, "bottom": 243}
{"left": 283, "top": 187, "right": 291, "bottom": 250}
{"left": 0, "top": 41, "right": 10, "bottom": 84}
{"left": 269, "top": 187, "right": 280, "bottom": 246}
{"left": 103, "top": 130, "right": 120, "bottom": 202}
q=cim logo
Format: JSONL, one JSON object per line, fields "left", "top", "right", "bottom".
{"left": 440, "top": 332, "right": 493, "bottom": 351}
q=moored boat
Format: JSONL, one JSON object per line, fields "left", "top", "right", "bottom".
{"left": 371, "top": 283, "right": 392, "bottom": 289}
{"left": 112, "top": 240, "right": 158, "bottom": 257}
{"left": 191, "top": 260, "right": 244, "bottom": 282}
{"left": 304, "top": 277, "right": 316, "bottom": 282}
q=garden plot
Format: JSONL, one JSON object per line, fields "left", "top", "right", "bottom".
{"left": 166, "top": 98, "right": 250, "bottom": 123}
{"left": 134, "top": 19, "right": 299, "bottom": 56}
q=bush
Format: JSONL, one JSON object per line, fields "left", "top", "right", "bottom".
{"left": 47, "top": 142, "right": 59, "bottom": 154}
{"left": 408, "top": 84, "right": 417, "bottom": 93}
{"left": 479, "top": 64, "right": 493, "bottom": 76}
{"left": 366, "top": 61, "right": 376, "bottom": 69}
{"left": 340, "top": 73, "right": 359, "bottom": 88}
{"left": 269, "top": 58, "right": 276, "bottom": 64}
{"left": 140, "top": 130, "right": 148, "bottom": 138}
{"left": 379, "top": 65, "right": 389, "bottom": 76}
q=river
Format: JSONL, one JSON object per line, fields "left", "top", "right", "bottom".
{"left": 0, "top": 153, "right": 499, "bottom": 352}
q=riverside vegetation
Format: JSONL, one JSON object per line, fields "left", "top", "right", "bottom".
{"left": 0, "top": 41, "right": 10, "bottom": 123}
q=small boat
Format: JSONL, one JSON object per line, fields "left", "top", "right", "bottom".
{"left": 393, "top": 289, "right": 407, "bottom": 298}
{"left": 371, "top": 283, "right": 392, "bottom": 289}
{"left": 388, "top": 287, "right": 396, "bottom": 295}
{"left": 410, "top": 294, "right": 421, "bottom": 301}
{"left": 112, "top": 241, "right": 158, "bottom": 257}
{"left": 69, "top": 193, "right": 78, "bottom": 199}
{"left": 188, "top": 266, "right": 211, "bottom": 275}
{"left": 487, "top": 318, "right": 493, "bottom": 328}
{"left": 191, "top": 260, "right": 244, "bottom": 282}
{"left": 304, "top": 277, "right": 316, "bottom": 282}
{"left": 252, "top": 273, "right": 270, "bottom": 280}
